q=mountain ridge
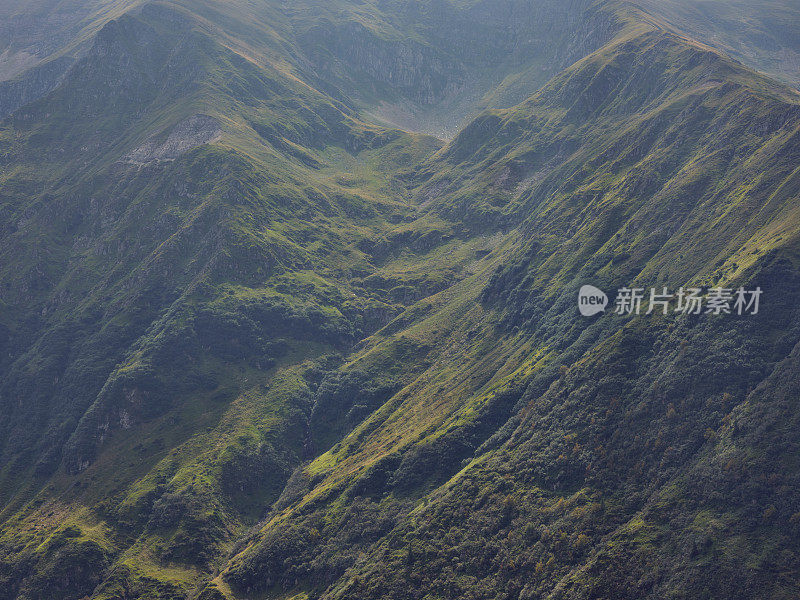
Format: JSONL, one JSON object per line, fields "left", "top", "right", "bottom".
{"left": 201, "top": 20, "right": 800, "bottom": 600}
{"left": 1, "top": 1, "right": 800, "bottom": 599}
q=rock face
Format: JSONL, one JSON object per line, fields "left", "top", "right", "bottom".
{"left": 289, "top": 0, "right": 618, "bottom": 135}
{"left": 123, "top": 114, "right": 222, "bottom": 164}
{"left": 0, "top": 56, "right": 73, "bottom": 118}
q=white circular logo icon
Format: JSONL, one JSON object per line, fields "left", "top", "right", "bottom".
{"left": 578, "top": 285, "right": 608, "bottom": 316}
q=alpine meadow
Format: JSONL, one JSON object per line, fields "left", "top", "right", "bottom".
{"left": 1, "top": 1, "right": 800, "bottom": 599}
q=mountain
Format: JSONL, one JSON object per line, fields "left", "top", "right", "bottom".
{"left": 635, "top": 0, "right": 800, "bottom": 89}
{"left": 1, "top": 1, "right": 799, "bottom": 599}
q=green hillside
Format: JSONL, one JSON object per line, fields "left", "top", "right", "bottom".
{"left": 1, "top": 1, "right": 799, "bottom": 599}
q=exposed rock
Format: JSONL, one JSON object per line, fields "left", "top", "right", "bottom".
{"left": 123, "top": 114, "right": 222, "bottom": 164}
{"left": 0, "top": 48, "right": 39, "bottom": 81}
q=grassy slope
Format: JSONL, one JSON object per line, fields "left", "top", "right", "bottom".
{"left": 0, "top": 1, "right": 800, "bottom": 599}
{"left": 210, "top": 9, "right": 800, "bottom": 600}
{"left": 0, "top": 3, "right": 445, "bottom": 598}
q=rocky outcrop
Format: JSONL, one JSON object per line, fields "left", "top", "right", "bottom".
{"left": 123, "top": 114, "right": 222, "bottom": 164}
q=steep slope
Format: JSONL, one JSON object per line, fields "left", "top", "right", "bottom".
{"left": 0, "top": 0, "right": 623, "bottom": 134}
{"left": 275, "top": 0, "right": 622, "bottom": 136}
{"left": 206, "top": 18, "right": 800, "bottom": 600}
{"left": 1, "top": 1, "right": 800, "bottom": 599}
{"left": 0, "top": 0, "right": 141, "bottom": 80}
{"left": 636, "top": 0, "right": 800, "bottom": 89}
{"left": 0, "top": 4, "right": 443, "bottom": 598}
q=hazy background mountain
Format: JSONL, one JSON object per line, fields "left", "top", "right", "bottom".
{"left": 636, "top": 0, "right": 800, "bottom": 88}
{"left": 3, "top": 0, "right": 800, "bottom": 132}
{"left": 0, "top": 1, "right": 799, "bottom": 599}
